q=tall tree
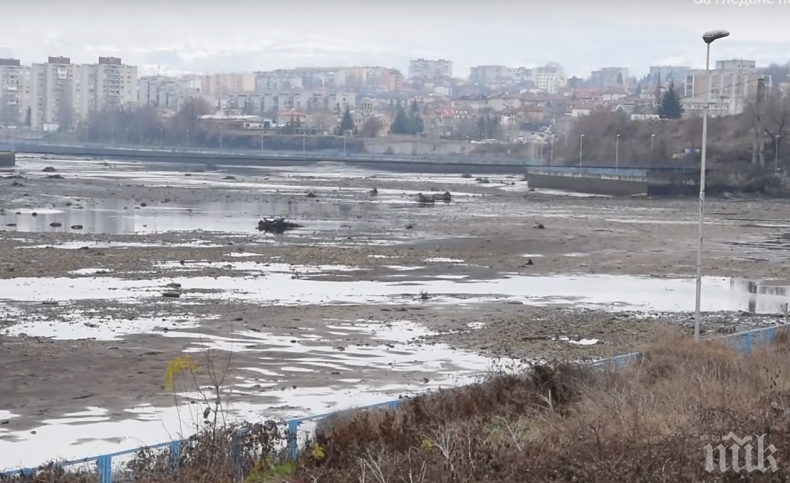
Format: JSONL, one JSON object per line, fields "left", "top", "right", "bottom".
{"left": 391, "top": 102, "right": 410, "bottom": 134}
{"left": 340, "top": 106, "right": 354, "bottom": 132}
{"left": 658, "top": 82, "right": 684, "bottom": 119}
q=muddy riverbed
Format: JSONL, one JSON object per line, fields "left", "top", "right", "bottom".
{"left": 1, "top": 155, "right": 789, "bottom": 467}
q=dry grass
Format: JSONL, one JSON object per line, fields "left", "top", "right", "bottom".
{"left": 7, "top": 333, "right": 790, "bottom": 482}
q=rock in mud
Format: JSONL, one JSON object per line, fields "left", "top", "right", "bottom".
{"left": 257, "top": 218, "right": 302, "bottom": 234}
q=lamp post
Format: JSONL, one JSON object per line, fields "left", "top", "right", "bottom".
{"left": 651, "top": 134, "right": 655, "bottom": 150}
{"left": 579, "top": 134, "right": 584, "bottom": 167}
{"left": 615, "top": 134, "right": 620, "bottom": 170}
{"left": 186, "top": 129, "right": 190, "bottom": 148}
{"left": 694, "top": 29, "right": 730, "bottom": 343}
{"left": 550, "top": 139, "right": 554, "bottom": 166}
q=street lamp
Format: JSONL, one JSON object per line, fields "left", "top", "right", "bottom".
{"left": 579, "top": 134, "right": 584, "bottom": 167}
{"left": 615, "top": 134, "right": 620, "bottom": 170}
{"left": 550, "top": 139, "right": 554, "bottom": 166}
{"left": 651, "top": 134, "right": 655, "bottom": 150}
{"left": 694, "top": 28, "right": 730, "bottom": 343}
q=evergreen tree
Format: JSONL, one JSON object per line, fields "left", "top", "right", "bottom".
{"left": 410, "top": 100, "right": 419, "bottom": 116}
{"left": 392, "top": 103, "right": 410, "bottom": 134}
{"left": 340, "top": 106, "right": 354, "bottom": 132}
{"left": 658, "top": 82, "right": 684, "bottom": 119}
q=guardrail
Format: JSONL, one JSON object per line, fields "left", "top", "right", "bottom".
{"left": 2, "top": 323, "right": 784, "bottom": 482}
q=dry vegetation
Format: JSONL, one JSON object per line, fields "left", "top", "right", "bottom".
{"left": 6, "top": 332, "right": 790, "bottom": 482}
{"left": 556, "top": 91, "right": 790, "bottom": 172}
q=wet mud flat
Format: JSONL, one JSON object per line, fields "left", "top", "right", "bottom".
{"left": 1, "top": 156, "right": 790, "bottom": 465}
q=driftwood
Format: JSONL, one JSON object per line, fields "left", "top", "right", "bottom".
{"left": 415, "top": 191, "right": 452, "bottom": 204}
{"left": 257, "top": 217, "right": 302, "bottom": 234}
{"left": 415, "top": 193, "right": 435, "bottom": 204}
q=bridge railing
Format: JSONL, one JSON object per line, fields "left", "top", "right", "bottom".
{"left": 2, "top": 323, "right": 784, "bottom": 482}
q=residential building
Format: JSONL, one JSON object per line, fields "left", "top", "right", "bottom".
{"left": 647, "top": 66, "right": 690, "bottom": 86}
{"left": 196, "top": 73, "right": 256, "bottom": 96}
{"left": 469, "top": 65, "right": 513, "bottom": 85}
{"left": 590, "top": 67, "right": 628, "bottom": 90}
{"left": 0, "top": 58, "right": 28, "bottom": 127}
{"left": 682, "top": 59, "right": 763, "bottom": 116}
{"left": 408, "top": 58, "right": 453, "bottom": 81}
{"left": 533, "top": 66, "right": 567, "bottom": 94}
{"left": 26, "top": 56, "right": 138, "bottom": 129}
{"left": 93, "top": 57, "right": 138, "bottom": 110}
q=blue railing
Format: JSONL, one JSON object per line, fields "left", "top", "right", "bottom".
{"left": 2, "top": 323, "right": 785, "bottom": 482}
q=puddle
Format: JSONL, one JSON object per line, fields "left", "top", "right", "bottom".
{"left": 0, "top": 273, "right": 788, "bottom": 324}
{"left": 3, "top": 313, "right": 206, "bottom": 340}
{"left": 0, "top": 319, "right": 509, "bottom": 469}
{"left": 0, "top": 199, "right": 399, "bottom": 235}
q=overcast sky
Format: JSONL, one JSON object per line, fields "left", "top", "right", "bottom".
{"left": 1, "top": 0, "right": 788, "bottom": 79}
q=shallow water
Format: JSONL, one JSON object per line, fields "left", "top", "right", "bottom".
{"left": 0, "top": 319, "right": 506, "bottom": 469}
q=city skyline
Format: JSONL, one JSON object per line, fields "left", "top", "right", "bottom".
{"left": 1, "top": 0, "right": 788, "bottom": 79}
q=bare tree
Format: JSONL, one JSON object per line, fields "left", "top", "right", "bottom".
{"left": 762, "top": 89, "right": 790, "bottom": 158}
{"left": 358, "top": 116, "right": 384, "bottom": 138}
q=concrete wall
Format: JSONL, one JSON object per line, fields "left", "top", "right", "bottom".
{"left": 0, "top": 152, "right": 15, "bottom": 167}
{"left": 526, "top": 168, "right": 648, "bottom": 196}
{"left": 363, "top": 136, "right": 469, "bottom": 155}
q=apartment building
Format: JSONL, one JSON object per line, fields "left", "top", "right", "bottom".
{"left": 682, "top": 59, "right": 764, "bottom": 116}
{"left": 197, "top": 73, "right": 256, "bottom": 96}
{"left": 259, "top": 89, "right": 356, "bottom": 115}
{"left": 590, "top": 67, "right": 628, "bottom": 90}
{"left": 0, "top": 58, "right": 28, "bottom": 127}
{"left": 647, "top": 66, "right": 690, "bottom": 86}
{"left": 408, "top": 58, "right": 453, "bottom": 81}
{"left": 533, "top": 66, "right": 567, "bottom": 94}
{"left": 25, "top": 56, "right": 138, "bottom": 129}
{"left": 469, "top": 65, "right": 513, "bottom": 85}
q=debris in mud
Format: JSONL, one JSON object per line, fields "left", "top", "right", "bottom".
{"left": 419, "top": 290, "right": 431, "bottom": 301}
{"left": 49, "top": 222, "right": 62, "bottom": 227}
{"left": 162, "top": 291, "right": 181, "bottom": 298}
{"left": 257, "top": 217, "right": 302, "bottom": 234}
{"left": 369, "top": 188, "right": 378, "bottom": 196}
{"left": 31, "top": 212, "right": 37, "bottom": 217}
{"left": 535, "top": 223, "right": 545, "bottom": 229}
{"left": 415, "top": 191, "right": 452, "bottom": 204}
{"left": 525, "top": 259, "right": 534, "bottom": 266}
{"left": 462, "top": 172, "right": 473, "bottom": 179}
{"left": 306, "top": 191, "right": 317, "bottom": 198}
{"left": 46, "top": 174, "right": 64, "bottom": 179}
{"left": 70, "top": 225, "right": 83, "bottom": 230}
{"left": 42, "top": 167, "right": 56, "bottom": 172}
{"left": 406, "top": 223, "right": 414, "bottom": 229}
{"left": 415, "top": 193, "right": 435, "bottom": 204}
{"left": 223, "top": 176, "right": 236, "bottom": 180}
{"left": 476, "top": 177, "right": 490, "bottom": 184}
{"left": 11, "top": 181, "right": 23, "bottom": 187}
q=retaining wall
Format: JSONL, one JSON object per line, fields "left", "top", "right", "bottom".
{"left": 526, "top": 168, "right": 649, "bottom": 196}
{"left": 0, "top": 151, "right": 14, "bottom": 167}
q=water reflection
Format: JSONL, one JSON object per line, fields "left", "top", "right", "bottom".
{"left": 730, "top": 278, "right": 790, "bottom": 313}
{"left": 0, "top": 199, "right": 388, "bottom": 235}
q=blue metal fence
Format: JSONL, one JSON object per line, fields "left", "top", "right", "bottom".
{"left": 2, "top": 323, "right": 784, "bottom": 482}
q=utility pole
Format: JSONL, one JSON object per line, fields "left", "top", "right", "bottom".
{"left": 753, "top": 77, "right": 766, "bottom": 167}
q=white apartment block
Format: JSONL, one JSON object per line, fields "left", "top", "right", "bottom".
{"left": 197, "top": 73, "right": 256, "bottom": 96}
{"left": 533, "top": 66, "right": 566, "bottom": 94}
{"left": 26, "top": 56, "right": 138, "bottom": 129}
{"left": 0, "top": 58, "right": 29, "bottom": 127}
{"left": 139, "top": 76, "right": 206, "bottom": 111}
{"left": 408, "top": 59, "right": 453, "bottom": 81}
{"left": 682, "top": 59, "right": 763, "bottom": 116}
{"left": 590, "top": 67, "right": 629, "bottom": 89}
{"left": 259, "top": 89, "right": 355, "bottom": 114}
{"left": 469, "top": 65, "right": 513, "bottom": 85}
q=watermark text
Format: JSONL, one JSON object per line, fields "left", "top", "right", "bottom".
{"left": 702, "top": 432, "right": 778, "bottom": 473}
